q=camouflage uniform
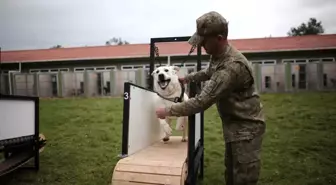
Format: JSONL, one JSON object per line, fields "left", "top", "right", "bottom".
{"left": 166, "top": 11, "right": 266, "bottom": 185}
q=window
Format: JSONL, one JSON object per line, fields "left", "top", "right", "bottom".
{"left": 133, "top": 65, "right": 144, "bottom": 69}
{"left": 96, "top": 67, "right": 105, "bottom": 71}
{"left": 265, "top": 76, "right": 271, "bottom": 88}
{"left": 292, "top": 74, "right": 296, "bottom": 87}
{"left": 185, "top": 63, "right": 196, "bottom": 67}
{"left": 30, "top": 68, "right": 70, "bottom": 73}
{"left": 105, "top": 66, "right": 116, "bottom": 70}
{"left": 254, "top": 61, "right": 263, "bottom": 64}
{"left": 308, "top": 59, "right": 320, "bottom": 63}
{"left": 74, "top": 68, "right": 85, "bottom": 72}
{"left": 155, "top": 63, "right": 167, "bottom": 68}
{"left": 263, "top": 60, "right": 276, "bottom": 65}
{"left": 121, "top": 65, "right": 133, "bottom": 70}
{"left": 283, "top": 60, "right": 294, "bottom": 63}
{"left": 30, "top": 70, "right": 39, "bottom": 73}
{"left": 298, "top": 64, "right": 306, "bottom": 89}
{"left": 201, "top": 62, "right": 209, "bottom": 66}
{"left": 296, "top": 59, "right": 307, "bottom": 63}
{"left": 323, "top": 74, "right": 327, "bottom": 87}
{"left": 74, "top": 66, "right": 116, "bottom": 71}
{"left": 321, "top": 58, "right": 335, "bottom": 62}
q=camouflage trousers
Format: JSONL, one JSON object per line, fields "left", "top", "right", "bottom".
{"left": 224, "top": 134, "right": 263, "bottom": 185}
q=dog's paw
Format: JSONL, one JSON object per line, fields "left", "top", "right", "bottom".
{"left": 181, "top": 138, "right": 187, "bottom": 142}
{"left": 163, "top": 137, "right": 170, "bottom": 142}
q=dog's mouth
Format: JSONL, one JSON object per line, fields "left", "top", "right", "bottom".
{"left": 157, "top": 79, "right": 171, "bottom": 89}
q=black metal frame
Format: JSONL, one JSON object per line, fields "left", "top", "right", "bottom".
{"left": 0, "top": 94, "right": 40, "bottom": 176}
{"left": 120, "top": 36, "right": 204, "bottom": 185}
{"left": 149, "top": 36, "right": 204, "bottom": 185}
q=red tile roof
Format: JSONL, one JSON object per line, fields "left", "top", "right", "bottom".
{"left": 1, "top": 34, "right": 336, "bottom": 64}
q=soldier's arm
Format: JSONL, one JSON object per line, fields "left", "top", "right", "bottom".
{"left": 167, "top": 63, "right": 240, "bottom": 116}
{"left": 184, "top": 66, "right": 211, "bottom": 83}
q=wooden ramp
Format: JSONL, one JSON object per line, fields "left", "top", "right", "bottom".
{"left": 112, "top": 136, "right": 188, "bottom": 185}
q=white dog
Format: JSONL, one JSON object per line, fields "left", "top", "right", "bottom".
{"left": 152, "top": 65, "right": 189, "bottom": 143}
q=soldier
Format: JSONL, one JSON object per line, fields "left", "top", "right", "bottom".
{"left": 155, "top": 11, "right": 266, "bottom": 185}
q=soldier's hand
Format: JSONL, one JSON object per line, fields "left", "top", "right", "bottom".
{"left": 179, "top": 77, "right": 189, "bottom": 84}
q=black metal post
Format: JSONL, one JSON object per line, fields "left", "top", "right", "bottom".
{"left": 34, "top": 97, "right": 40, "bottom": 171}
{"left": 149, "top": 41, "right": 155, "bottom": 90}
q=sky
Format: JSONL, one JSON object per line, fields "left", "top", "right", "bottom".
{"left": 0, "top": 0, "right": 335, "bottom": 51}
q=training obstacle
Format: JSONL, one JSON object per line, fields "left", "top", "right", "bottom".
{"left": 111, "top": 37, "right": 204, "bottom": 185}
{"left": 0, "top": 94, "right": 46, "bottom": 177}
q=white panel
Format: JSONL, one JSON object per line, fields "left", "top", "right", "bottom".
{"left": 127, "top": 85, "right": 163, "bottom": 156}
{"left": 0, "top": 99, "right": 35, "bottom": 141}
{"left": 195, "top": 113, "right": 201, "bottom": 147}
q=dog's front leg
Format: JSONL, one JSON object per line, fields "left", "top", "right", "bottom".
{"left": 177, "top": 116, "right": 188, "bottom": 142}
{"left": 159, "top": 119, "right": 172, "bottom": 142}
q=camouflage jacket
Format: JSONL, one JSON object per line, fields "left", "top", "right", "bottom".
{"left": 167, "top": 44, "right": 266, "bottom": 142}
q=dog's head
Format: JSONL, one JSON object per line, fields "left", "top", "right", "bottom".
{"left": 152, "top": 65, "right": 181, "bottom": 96}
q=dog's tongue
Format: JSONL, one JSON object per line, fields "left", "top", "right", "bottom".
{"left": 159, "top": 81, "right": 167, "bottom": 86}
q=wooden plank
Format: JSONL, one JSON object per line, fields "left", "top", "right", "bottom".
{"left": 115, "top": 163, "right": 182, "bottom": 176}
{"left": 111, "top": 136, "right": 188, "bottom": 185}
{"left": 118, "top": 136, "right": 187, "bottom": 168}
{"left": 111, "top": 180, "right": 161, "bottom": 185}
{"left": 113, "top": 171, "right": 181, "bottom": 185}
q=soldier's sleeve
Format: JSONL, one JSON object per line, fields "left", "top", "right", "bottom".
{"left": 166, "top": 63, "right": 240, "bottom": 117}
{"left": 184, "top": 66, "right": 211, "bottom": 83}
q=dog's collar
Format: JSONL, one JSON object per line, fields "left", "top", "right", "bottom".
{"left": 156, "top": 81, "right": 185, "bottom": 103}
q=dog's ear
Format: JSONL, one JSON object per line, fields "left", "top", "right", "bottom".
{"left": 151, "top": 70, "right": 156, "bottom": 76}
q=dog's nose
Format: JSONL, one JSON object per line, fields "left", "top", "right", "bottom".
{"left": 158, "top": 74, "right": 165, "bottom": 81}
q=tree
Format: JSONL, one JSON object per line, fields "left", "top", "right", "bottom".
{"left": 105, "top": 37, "right": 130, "bottom": 45}
{"left": 287, "top": 18, "right": 324, "bottom": 36}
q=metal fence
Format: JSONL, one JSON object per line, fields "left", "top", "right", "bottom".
{"left": 0, "top": 62, "right": 335, "bottom": 98}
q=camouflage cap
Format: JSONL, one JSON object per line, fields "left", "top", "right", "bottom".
{"left": 188, "top": 11, "right": 229, "bottom": 46}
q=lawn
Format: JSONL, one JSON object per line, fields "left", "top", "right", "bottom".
{"left": 1, "top": 92, "right": 336, "bottom": 185}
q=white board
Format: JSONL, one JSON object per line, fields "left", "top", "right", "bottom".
{"left": 127, "top": 85, "right": 163, "bottom": 156}
{"left": 0, "top": 99, "right": 35, "bottom": 141}
{"left": 195, "top": 112, "right": 201, "bottom": 147}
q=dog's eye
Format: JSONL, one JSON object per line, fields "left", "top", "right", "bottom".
{"left": 164, "top": 69, "right": 168, "bottom": 72}
{"left": 156, "top": 70, "right": 159, "bottom": 74}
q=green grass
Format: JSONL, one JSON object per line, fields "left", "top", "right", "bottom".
{"left": 1, "top": 92, "right": 336, "bottom": 185}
